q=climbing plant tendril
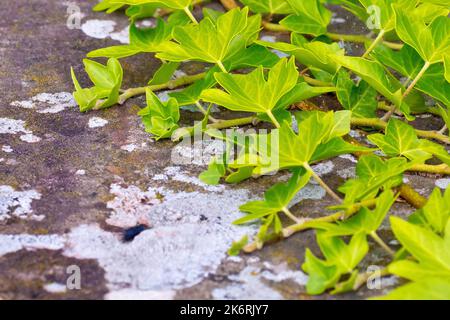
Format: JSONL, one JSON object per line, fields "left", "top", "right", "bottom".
{"left": 71, "top": 0, "right": 450, "bottom": 299}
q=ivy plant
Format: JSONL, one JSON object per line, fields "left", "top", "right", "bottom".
{"left": 71, "top": 0, "right": 450, "bottom": 300}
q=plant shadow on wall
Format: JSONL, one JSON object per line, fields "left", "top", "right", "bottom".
{"left": 70, "top": 0, "right": 450, "bottom": 299}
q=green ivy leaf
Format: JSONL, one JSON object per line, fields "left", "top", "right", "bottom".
{"left": 302, "top": 248, "right": 341, "bottom": 295}
{"left": 334, "top": 69, "right": 378, "bottom": 118}
{"left": 371, "top": 45, "right": 450, "bottom": 107}
{"left": 330, "top": 55, "right": 413, "bottom": 119}
{"left": 378, "top": 214, "right": 450, "bottom": 299}
{"left": 201, "top": 57, "right": 298, "bottom": 126}
{"left": 138, "top": 88, "right": 180, "bottom": 140}
{"left": 280, "top": 0, "right": 331, "bottom": 36}
{"left": 88, "top": 13, "right": 189, "bottom": 59}
{"left": 303, "top": 232, "right": 369, "bottom": 295}
{"left": 257, "top": 33, "right": 344, "bottom": 75}
{"left": 394, "top": 7, "right": 450, "bottom": 64}
{"left": 147, "top": 62, "right": 180, "bottom": 86}
{"left": 96, "top": 0, "right": 193, "bottom": 10}
{"left": 235, "top": 169, "right": 312, "bottom": 224}
{"left": 338, "top": 155, "right": 415, "bottom": 205}
{"left": 126, "top": 3, "right": 158, "bottom": 20}
{"left": 199, "top": 158, "right": 226, "bottom": 185}
{"left": 409, "top": 187, "right": 450, "bottom": 236}
{"left": 359, "top": 0, "right": 413, "bottom": 32}
{"left": 227, "top": 235, "right": 249, "bottom": 256}
{"left": 156, "top": 7, "right": 255, "bottom": 70}
{"left": 71, "top": 58, "right": 123, "bottom": 112}
{"left": 390, "top": 216, "right": 450, "bottom": 271}
{"left": 317, "top": 232, "right": 369, "bottom": 274}
{"left": 379, "top": 277, "right": 450, "bottom": 300}
{"left": 239, "top": 0, "right": 293, "bottom": 14}
{"left": 368, "top": 119, "right": 450, "bottom": 165}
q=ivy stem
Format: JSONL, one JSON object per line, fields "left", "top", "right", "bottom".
{"left": 302, "top": 75, "right": 332, "bottom": 87}
{"left": 350, "top": 117, "right": 450, "bottom": 145}
{"left": 261, "top": 22, "right": 403, "bottom": 50}
{"left": 362, "top": 29, "right": 385, "bottom": 59}
{"left": 409, "top": 163, "right": 450, "bottom": 176}
{"left": 184, "top": 6, "right": 199, "bottom": 24}
{"left": 370, "top": 231, "right": 395, "bottom": 257}
{"left": 303, "top": 162, "right": 343, "bottom": 203}
{"left": 118, "top": 72, "right": 206, "bottom": 105}
{"left": 209, "top": 116, "right": 256, "bottom": 129}
{"left": 243, "top": 198, "right": 377, "bottom": 253}
{"left": 403, "top": 61, "right": 431, "bottom": 99}
{"left": 326, "top": 32, "right": 403, "bottom": 50}
{"left": 217, "top": 61, "right": 228, "bottom": 73}
{"left": 439, "top": 125, "right": 448, "bottom": 135}
{"left": 266, "top": 110, "right": 281, "bottom": 128}
{"left": 382, "top": 61, "right": 431, "bottom": 121}
{"left": 195, "top": 101, "right": 219, "bottom": 123}
{"left": 398, "top": 184, "right": 427, "bottom": 209}
{"left": 282, "top": 207, "right": 301, "bottom": 224}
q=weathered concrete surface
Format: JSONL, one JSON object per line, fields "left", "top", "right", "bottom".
{"left": 0, "top": 0, "right": 446, "bottom": 300}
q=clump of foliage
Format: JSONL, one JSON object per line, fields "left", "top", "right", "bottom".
{"left": 71, "top": 0, "right": 450, "bottom": 299}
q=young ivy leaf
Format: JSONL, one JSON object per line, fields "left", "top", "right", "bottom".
{"left": 234, "top": 169, "right": 312, "bottom": 225}
{"left": 71, "top": 58, "right": 123, "bottom": 112}
{"left": 88, "top": 12, "right": 190, "bottom": 59}
{"left": 280, "top": 0, "right": 332, "bottom": 36}
{"left": 227, "top": 235, "right": 249, "bottom": 256}
{"left": 368, "top": 119, "right": 450, "bottom": 166}
{"left": 138, "top": 88, "right": 180, "bottom": 140}
{"left": 302, "top": 231, "right": 369, "bottom": 295}
{"left": 199, "top": 158, "right": 226, "bottom": 185}
{"left": 239, "top": 0, "right": 294, "bottom": 14}
{"left": 156, "top": 7, "right": 256, "bottom": 72}
{"left": 394, "top": 7, "right": 450, "bottom": 65}
{"left": 337, "top": 155, "right": 416, "bottom": 205}
{"left": 201, "top": 57, "right": 299, "bottom": 128}
{"left": 334, "top": 69, "right": 378, "bottom": 118}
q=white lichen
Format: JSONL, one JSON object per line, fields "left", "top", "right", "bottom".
{"left": 88, "top": 117, "right": 109, "bottom": 128}
{"left": 120, "top": 144, "right": 138, "bottom": 152}
{"left": 2, "top": 145, "right": 13, "bottom": 153}
{"left": 11, "top": 92, "right": 76, "bottom": 114}
{"left": 105, "top": 289, "right": 175, "bottom": 300}
{"left": 106, "top": 184, "right": 160, "bottom": 228}
{"left": 0, "top": 185, "right": 43, "bottom": 222}
{"left": 0, "top": 118, "right": 41, "bottom": 143}
{"left": 81, "top": 20, "right": 129, "bottom": 44}
{"left": 43, "top": 283, "right": 67, "bottom": 294}
{"left": 0, "top": 234, "right": 65, "bottom": 257}
{"left": 436, "top": 178, "right": 450, "bottom": 190}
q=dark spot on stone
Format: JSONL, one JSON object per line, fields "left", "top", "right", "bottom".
{"left": 122, "top": 224, "right": 148, "bottom": 242}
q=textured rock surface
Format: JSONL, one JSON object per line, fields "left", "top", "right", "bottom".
{"left": 0, "top": 0, "right": 444, "bottom": 300}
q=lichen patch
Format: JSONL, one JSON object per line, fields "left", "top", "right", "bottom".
{"left": 0, "top": 185, "right": 43, "bottom": 222}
